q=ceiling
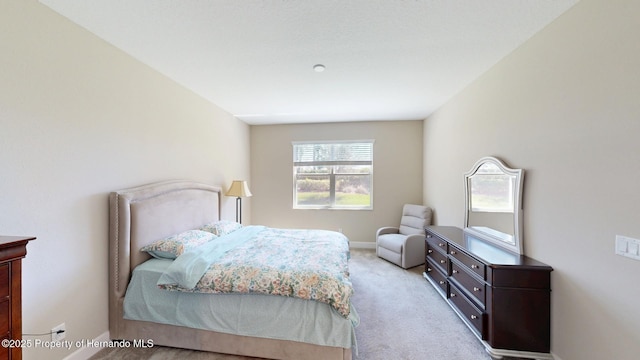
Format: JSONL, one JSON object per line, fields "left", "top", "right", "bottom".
{"left": 40, "top": 0, "right": 579, "bottom": 125}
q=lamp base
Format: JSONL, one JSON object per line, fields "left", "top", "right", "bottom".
{"left": 235, "top": 197, "right": 242, "bottom": 223}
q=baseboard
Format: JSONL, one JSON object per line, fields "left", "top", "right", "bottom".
{"left": 349, "top": 242, "right": 376, "bottom": 249}
{"left": 63, "top": 331, "right": 110, "bottom": 360}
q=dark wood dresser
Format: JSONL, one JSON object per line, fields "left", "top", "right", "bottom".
{"left": 0, "top": 236, "right": 35, "bottom": 360}
{"left": 424, "top": 226, "right": 552, "bottom": 360}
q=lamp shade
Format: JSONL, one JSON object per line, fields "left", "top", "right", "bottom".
{"left": 225, "top": 180, "right": 252, "bottom": 198}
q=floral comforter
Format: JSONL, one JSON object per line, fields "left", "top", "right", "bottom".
{"left": 157, "top": 226, "right": 353, "bottom": 317}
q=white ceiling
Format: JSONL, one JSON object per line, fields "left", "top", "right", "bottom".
{"left": 40, "top": 0, "right": 578, "bottom": 125}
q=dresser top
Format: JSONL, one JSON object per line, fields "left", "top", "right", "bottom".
{"left": 426, "top": 226, "right": 551, "bottom": 270}
{"left": 0, "top": 236, "right": 36, "bottom": 248}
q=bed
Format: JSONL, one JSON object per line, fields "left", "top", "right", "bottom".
{"left": 108, "top": 180, "right": 357, "bottom": 360}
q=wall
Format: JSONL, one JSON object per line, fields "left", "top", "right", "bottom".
{"left": 251, "top": 121, "right": 423, "bottom": 245}
{"left": 423, "top": 0, "right": 640, "bottom": 359}
{"left": 0, "top": 1, "right": 250, "bottom": 359}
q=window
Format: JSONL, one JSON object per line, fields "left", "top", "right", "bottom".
{"left": 293, "top": 140, "right": 374, "bottom": 209}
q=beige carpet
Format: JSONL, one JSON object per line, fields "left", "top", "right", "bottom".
{"left": 90, "top": 249, "right": 494, "bottom": 360}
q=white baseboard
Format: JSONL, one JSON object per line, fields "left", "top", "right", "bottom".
{"left": 63, "top": 331, "right": 110, "bottom": 360}
{"left": 349, "top": 242, "right": 376, "bottom": 249}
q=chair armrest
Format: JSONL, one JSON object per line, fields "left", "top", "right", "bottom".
{"left": 403, "top": 233, "right": 427, "bottom": 268}
{"left": 376, "top": 227, "right": 399, "bottom": 238}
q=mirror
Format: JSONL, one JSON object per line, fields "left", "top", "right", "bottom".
{"left": 464, "top": 156, "right": 524, "bottom": 254}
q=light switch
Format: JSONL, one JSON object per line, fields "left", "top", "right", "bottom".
{"left": 616, "top": 235, "right": 640, "bottom": 261}
{"left": 616, "top": 236, "right": 628, "bottom": 254}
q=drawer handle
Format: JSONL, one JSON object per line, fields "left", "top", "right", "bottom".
{"left": 428, "top": 249, "right": 433, "bottom": 254}
{"left": 450, "top": 293, "right": 456, "bottom": 297}
{"left": 452, "top": 270, "right": 458, "bottom": 274}
{"left": 450, "top": 250, "right": 457, "bottom": 255}
{"left": 426, "top": 234, "right": 432, "bottom": 238}
{"left": 439, "top": 281, "right": 445, "bottom": 285}
{"left": 470, "top": 315, "right": 478, "bottom": 320}
{"left": 473, "top": 287, "right": 481, "bottom": 292}
{"left": 438, "top": 243, "right": 445, "bottom": 247}
{"left": 440, "top": 260, "right": 446, "bottom": 264}
{"left": 471, "top": 264, "right": 479, "bottom": 269}
{"left": 427, "top": 267, "right": 432, "bottom": 272}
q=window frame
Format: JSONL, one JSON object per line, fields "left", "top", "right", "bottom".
{"left": 292, "top": 140, "right": 374, "bottom": 210}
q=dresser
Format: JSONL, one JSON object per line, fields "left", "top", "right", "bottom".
{"left": 423, "top": 226, "right": 552, "bottom": 360}
{"left": 0, "top": 236, "right": 35, "bottom": 360}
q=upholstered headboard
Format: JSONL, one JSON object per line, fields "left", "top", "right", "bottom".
{"left": 108, "top": 180, "right": 221, "bottom": 333}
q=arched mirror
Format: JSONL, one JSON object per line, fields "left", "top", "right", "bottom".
{"left": 464, "top": 156, "right": 525, "bottom": 254}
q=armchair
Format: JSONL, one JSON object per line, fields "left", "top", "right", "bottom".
{"left": 376, "top": 204, "right": 432, "bottom": 269}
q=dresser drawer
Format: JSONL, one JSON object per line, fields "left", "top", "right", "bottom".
{"left": 426, "top": 244, "right": 448, "bottom": 274}
{"left": 451, "top": 261, "right": 486, "bottom": 308}
{"left": 0, "top": 264, "right": 8, "bottom": 298}
{"left": 0, "top": 299, "right": 8, "bottom": 336}
{"left": 425, "top": 258, "right": 448, "bottom": 295}
{"left": 449, "top": 282, "right": 484, "bottom": 338}
{"left": 448, "top": 245, "right": 486, "bottom": 280}
{"left": 0, "top": 339, "right": 8, "bottom": 360}
{"left": 426, "top": 233, "right": 448, "bottom": 254}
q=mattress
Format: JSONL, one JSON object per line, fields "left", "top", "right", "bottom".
{"left": 123, "top": 258, "right": 358, "bottom": 348}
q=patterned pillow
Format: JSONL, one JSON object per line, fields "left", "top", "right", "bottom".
{"left": 141, "top": 230, "right": 218, "bottom": 259}
{"left": 199, "top": 220, "right": 243, "bottom": 236}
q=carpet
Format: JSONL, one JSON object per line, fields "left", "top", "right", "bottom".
{"left": 90, "top": 249, "right": 493, "bottom": 360}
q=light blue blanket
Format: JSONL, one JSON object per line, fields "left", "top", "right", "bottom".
{"left": 157, "top": 225, "right": 266, "bottom": 289}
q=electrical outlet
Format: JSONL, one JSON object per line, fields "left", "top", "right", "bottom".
{"left": 51, "top": 323, "right": 65, "bottom": 342}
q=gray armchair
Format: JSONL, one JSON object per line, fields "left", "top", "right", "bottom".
{"left": 376, "top": 204, "right": 433, "bottom": 269}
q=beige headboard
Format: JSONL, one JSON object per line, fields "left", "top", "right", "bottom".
{"left": 108, "top": 180, "right": 221, "bottom": 308}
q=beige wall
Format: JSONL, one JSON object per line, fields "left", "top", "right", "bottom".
{"left": 250, "top": 121, "right": 423, "bottom": 244}
{"left": 0, "top": 1, "right": 250, "bottom": 359}
{"left": 423, "top": 0, "right": 640, "bottom": 359}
